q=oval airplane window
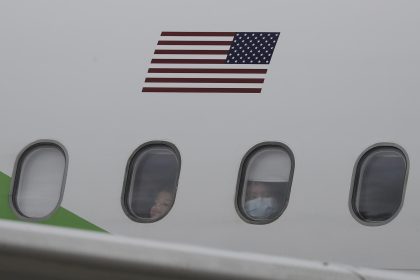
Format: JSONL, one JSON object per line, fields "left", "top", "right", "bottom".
{"left": 350, "top": 145, "right": 408, "bottom": 225}
{"left": 122, "top": 142, "right": 181, "bottom": 223}
{"left": 12, "top": 141, "right": 68, "bottom": 220}
{"left": 236, "top": 143, "right": 295, "bottom": 224}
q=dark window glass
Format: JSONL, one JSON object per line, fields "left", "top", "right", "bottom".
{"left": 12, "top": 141, "right": 67, "bottom": 219}
{"left": 351, "top": 146, "right": 408, "bottom": 224}
{"left": 122, "top": 142, "right": 180, "bottom": 222}
{"left": 236, "top": 143, "right": 294, "bottom": 224}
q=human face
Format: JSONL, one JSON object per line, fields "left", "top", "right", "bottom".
{"left": 246, "top": 182, "right": 270, "bottom": 200}
{"left": 150, "top": 191, "right": 173, "bottom": 219}
{"left": 244, "top": 182, "right": 277, "bottom": 219}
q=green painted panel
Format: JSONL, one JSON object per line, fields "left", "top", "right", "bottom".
{"left": 0, "top": 171, "right": 106, "bottom": 232}
{"left": 0, "top": 171, "right": 17, "bottom": 221}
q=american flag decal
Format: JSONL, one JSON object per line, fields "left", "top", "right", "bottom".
{"left": 142, "top": 32, "right": 280, "bottom": 93}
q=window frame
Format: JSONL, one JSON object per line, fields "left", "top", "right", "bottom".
{"left": 121, "top": 141, "right": 181, "bottom": 223}
{"left": 349, "top": 143, "right": 409, "bottom": 226}
{"left": 10, "top": 140, "right": 69, "bottom": 221}
{"left": 235, "top": 142, "right": 295, "bottom": 225}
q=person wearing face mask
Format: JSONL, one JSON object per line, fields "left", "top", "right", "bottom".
{"left": 244, "top": 181, "right": 279, "bottom": 219}
{"left": 241, "top": 147, "right": 292, "bottom": 221}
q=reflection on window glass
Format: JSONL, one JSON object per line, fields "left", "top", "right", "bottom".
{"left": 237, "top": 143, "right": 294, "bottom": 224}
{"left": 12, "top": 142, "right": 67, "bottom": 219}
{"left": 351, "top": 145, "right": 408, "bottom": 224}
{"left": 123, "top": 142, "right": 180, "bottom": 222}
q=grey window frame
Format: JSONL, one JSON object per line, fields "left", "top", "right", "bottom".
{"left": 10, "top": 140, "right": 69, "bottom": 221}
{"left": 235, "top": 142, "right": 295, "bottom": 225}
{"left": 349, "top": 143, "right": 409, "bottom": 226}
{"left": 121, "top": 141, "right": 181, "bottom": 223}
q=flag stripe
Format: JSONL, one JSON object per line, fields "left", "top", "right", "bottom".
{"left": 152, "top": 55, "right": 227, "bottom": 60}
{"left": 159, "top": 36, "right": 234, "bottom": 42}
{"left": 155, "top": 45, "right": 231, "bottom": 50}
{"left": 149, "top": 63, "right": 268, "bottom": 69}
{"left": 142, "top": 87, "right": 261, "bottom": 93}
{"left": 147, "top": 68, "right": 267, "bottom": 74}
{"left": 144, "top": 78, "right": 264, "bottom": 83}
{"left": 151, "top": 59, "right": 226, "bottom": 64}
{"left": 146, "top": 73, "right": 266, "bottom": 79}
{"left": 158, "top": 40, "right": 232, "bottom": 46}
{"left": 161, "top": 32, "right": 236, "bottom": 36}
{"left": 154, "top": 49, "right": 229, "bottom": 55}
{"left": 144, "top": 83, "right": 263, "bottom": 88}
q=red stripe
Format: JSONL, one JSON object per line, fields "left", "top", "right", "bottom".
{"left": 161, "top": 32, "right": 236, "bottom": 37}
{"left": 154, "top": 50, "right": 228, "bottom": 55}
{"left": 148, "top": 68, "right": 267, "bottom": 74}
{"left": 142, "top": 87, "right": 261, "bottom": 93}
{"left": 145, "top": 78, "right": 264, "bottom": 83}
{"left": 151, "top": 59, "right": 225, "bottom": 64}
{"left": 158, "top": 40, "right": 232, "bottom": 46}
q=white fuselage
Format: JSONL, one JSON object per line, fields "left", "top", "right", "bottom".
{"left": 1, "top": 0, "right": 419, "bottom": 271}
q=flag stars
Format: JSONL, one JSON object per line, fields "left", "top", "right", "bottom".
{"left": 226, "top": 32, "right": 279, "bottom": 64}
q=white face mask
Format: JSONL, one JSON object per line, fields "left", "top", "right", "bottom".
{"left": 244, "top": 197, "right": 277, "bottom": 219}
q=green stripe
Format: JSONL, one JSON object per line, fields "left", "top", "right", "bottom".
{"left": 0, "top": 171, "right": 106, "bottom": 232}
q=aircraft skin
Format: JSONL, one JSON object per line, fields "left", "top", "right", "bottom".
{"left": 1, "top": 0, "right": 420, "bottom": 276}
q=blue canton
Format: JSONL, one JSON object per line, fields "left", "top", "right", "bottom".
{"left": 226, "top": 32, "right": 280, "bottom": 64}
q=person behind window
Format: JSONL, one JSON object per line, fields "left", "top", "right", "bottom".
{"left": 149, "top": 190, "right": 174, "bottom": 219}
{"left": 244, "top": 181, "right": 279, "bottom": 219}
